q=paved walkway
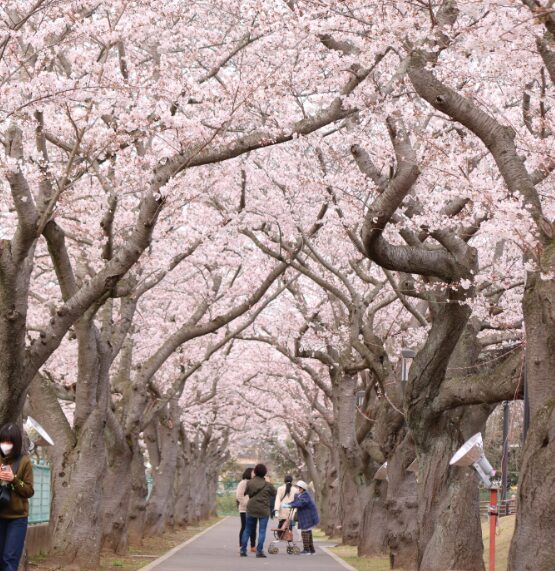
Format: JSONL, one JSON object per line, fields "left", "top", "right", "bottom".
{"left": 145, "top": 516, "right": 353, "bottom": 571}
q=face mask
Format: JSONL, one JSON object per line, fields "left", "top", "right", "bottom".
{"left": 0, "top": 444, "right": 13, "bottom": 456}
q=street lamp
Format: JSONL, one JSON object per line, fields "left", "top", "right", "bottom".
{"left": 375, "top": 462, "right": 388, "bottom": 481}
{"left": 356, "top": 390, "right": 366, "bottom": 408}
{"left": 400, "top": 348, "right": 416, "bottom": 393}
{"left": 406, "top": 459, "right": 419, "bottom": 481}
{"left": 501, "top": 401, "right": 510, "bottom": 502}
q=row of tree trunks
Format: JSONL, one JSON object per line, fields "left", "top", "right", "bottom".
{"left": 29, "top": 378, "right": 224, "bottom": 568}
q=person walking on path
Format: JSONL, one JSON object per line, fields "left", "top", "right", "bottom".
{"left": 273, "top": 474, "right": 296, "bottom": 529}
{"left": 240, "top": 463, "right": 276, "bottom": 558}
{"left": 283, "top": 480, "right": 319, "bottom": 555}
{"left": 0, "top": 423, "right": 34, "bottom": 571}
{"left": 235, "top": 468, "right": 257, "bottom": 552}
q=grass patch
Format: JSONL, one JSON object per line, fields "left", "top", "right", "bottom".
{"left": 30, "top": 517, "right": 221, "bottom": 571}
{"left": 312, "top": 528, "right": 331, "bottom": 540}
{"left": 483, "top": 514, "right": 515, "bottom": 571}
{"left": 216, "top": 492, "right": 238, "bottom": 516}
{"left": 329, "top": 546, "right": 392, "bottom": 571}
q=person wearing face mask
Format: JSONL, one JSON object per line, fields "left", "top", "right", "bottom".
{"left": 0, "top": 423, "right": 34, "bottom": 571}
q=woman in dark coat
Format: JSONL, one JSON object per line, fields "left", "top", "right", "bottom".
{"left": 0, "top": 423, "right": 34, "bottom": 571}
{"left": 283, "top": 480, "right": 319, "bottom": 555}
{"left": 239, "top": 464, "right": 276, "bottom": 558}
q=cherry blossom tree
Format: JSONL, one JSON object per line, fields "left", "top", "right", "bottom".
{"left": 0, "top": 1, "right": 553, "bottom": 569}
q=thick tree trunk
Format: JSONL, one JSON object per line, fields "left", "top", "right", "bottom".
{"left": 508, "top": 401, "right": 555, "bottom": 571}
{"left": 384, "top": 435, "right": 418, "bottom": 570}
{"left": 358, "top": 481, "right": 388, "bottom": 556}
{"left": 101, "top": 431, "right": 133, "bottom": 553}
{"left": 49, "top": 409, "right": 107, "bottom": 569}
{"left": 414, "top": 407, "right": 489, "bottom": 571}
{"left": 0, "top": 244, "right": 35, "bottom": 425}
{"left": 316, "top": 450, "right": 340, "bottom": 537}
{"left": 205, "top": 473, "right": 218, "bottom": 518}
{"left": 406, "top": 305, "right": 488, "bottom": 571}
{"left": 334, "top": 373, "right": 366, "bottom": 544}
{"left": 48, "top": 317, "right": 113, "bottom": 568}
{"left": 509, "top": 261, "right": 555, "bottom": 571}
{"left": 173, "top": 451, "right": 193, "bottom": 526}
{"left": 337, "top": 446, "right": 365, "bottom": 544}
{"left": 127, "top": 442, "right": 149, "bottom": 543}
{"left": 318, "top": 471, "right": 336, "bottom": 535}
{"left": 143, "top": 406, "right": 180, "bottom": 537}
{"left": 357, "top": 379, "right": 415, "bottom": 565}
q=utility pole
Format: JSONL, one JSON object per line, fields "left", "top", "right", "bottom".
{"left": 523, "top": 352, "right": 530, "bottom": 442}
{"left": 501, "top": 401, "right": 510, "bottom": 502}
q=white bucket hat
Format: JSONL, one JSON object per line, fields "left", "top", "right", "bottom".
{"left": 295, "top": 480, "right": 308, "bottom": 490}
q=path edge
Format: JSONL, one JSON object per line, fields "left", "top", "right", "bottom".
{"left": 139, "top": 516, "right": 229, "bottom": 570}
{"left": 319, "top": 545, "right": 358, "bottom": 571}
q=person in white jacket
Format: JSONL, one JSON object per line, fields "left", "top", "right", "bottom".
{"left": 235, "top": 468, "right": 257, "bottom": 552}
{"left": 273, "top": 475, "right": 297, "bottom": 529}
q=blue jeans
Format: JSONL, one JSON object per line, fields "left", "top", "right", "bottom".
{"left": 0, "top": 518, "right": 28, "bottom": 571}
{"left": 241, "top": 515, "right": 268, "bottom": 554}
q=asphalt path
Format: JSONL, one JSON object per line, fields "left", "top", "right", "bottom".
{"left": 143, "top": 516, "right": 354, "bottom": 571}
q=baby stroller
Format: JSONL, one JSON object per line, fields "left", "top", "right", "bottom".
{"left": 268, "top": 508, "right": 301, "bottom": 555}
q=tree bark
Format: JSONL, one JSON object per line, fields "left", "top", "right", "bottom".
{"left": 143, "top": 404, "right": 180, "bottom": 537}
{"left": 101, "top": 416, "right": 133, "bottom": 553}
{"left": 0, "top": 241, "right": 36, "bottom": 425}
{"left": 126, "top": 442, "right": 149, "bottom": 543}
{"left": 358, "top": 480, "right": 389, "bottom": 556}
{"left": 509, "top": 254, "right": 555, "bottom": 571}
{"left": 334, "top": 373, "right": 367, "bottom": 544}
{"left": 49, "top": 407, "right": 108, "bottom": 569}
{"left": 415, "top": 411, "right": 486, "bottom": 571}
{"left": 383, "top": 434, "right": 418, "bottom": 570}
{"left": 410, "top": 318, "right": 488, "bottom": 571}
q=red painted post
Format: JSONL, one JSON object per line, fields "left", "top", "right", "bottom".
{"left": 489, "top": 487, "right": 498, "bottom": 571}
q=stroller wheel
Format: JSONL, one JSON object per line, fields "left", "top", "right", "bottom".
{"left": 291, "top": 545, "right": 301, "bottom": 555}
{"left": 286, "top": 546, "right": 292, "bottom": 554}
{"left": 268, "top": 545, "right": 279, "bottom": 555}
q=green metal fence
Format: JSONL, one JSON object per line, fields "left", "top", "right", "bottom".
{"left": 217, "top": 480, "right": 239, "bottom": 516}
{"left": 29, "top": 462, "right": 51, "bottom": 524}
{"left": 26, "top": 463, "right": 153, "bottom": 524}
{"left": 217, "top": 479, "right": 239, "bottom": 496}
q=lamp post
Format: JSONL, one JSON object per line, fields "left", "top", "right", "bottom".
{"left": 356, "top": 390, "right": 366, "bottom": 408}
{"left": 523, "top": 352, "right": 530, "bottom": 442}
{"left": 501, "top": 401, "right": 510, "bottom": 502}
{"left": 400, "top": 348, "right": 416, "bottom": 394}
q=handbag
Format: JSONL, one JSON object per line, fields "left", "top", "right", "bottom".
{"left": 0, "top": 457, "right": 22, "bottom": 510}
{"left": 0, "top": 484, "right": 10, "bottom": 508}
